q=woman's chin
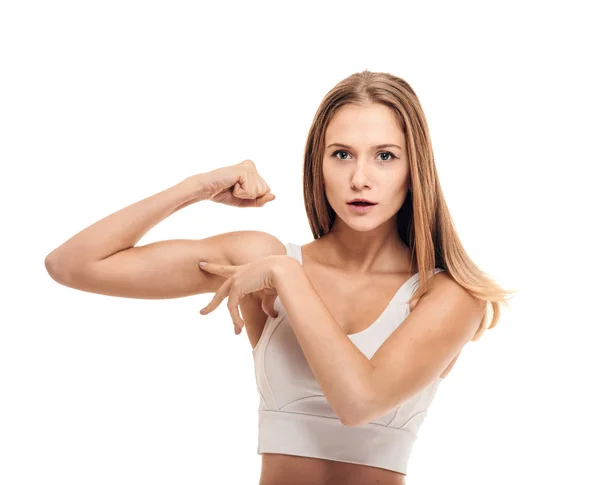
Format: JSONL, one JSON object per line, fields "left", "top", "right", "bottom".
{"left": 343, "top": 218, "right": 383, "bottom": 232}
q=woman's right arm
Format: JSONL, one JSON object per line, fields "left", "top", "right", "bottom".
{"left": 45, "top": 231, "right": 285, "bottom": 299}
{"left": 44, "top": 161, "right": 283, "bottom": 299}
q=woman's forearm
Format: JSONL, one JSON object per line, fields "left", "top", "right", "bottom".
{"left": 273, "top": 260, "right": 374, "bottom": 425}
{"left": 46, "top": 174, "right": 208, "bottom": 270}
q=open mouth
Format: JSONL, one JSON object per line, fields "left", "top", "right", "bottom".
{"left": 347, "top": 201, "right": 377, "bottom": 213}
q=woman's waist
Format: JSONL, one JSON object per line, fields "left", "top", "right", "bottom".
{"left": 258, "top": 453, "right": 406, "bottom": 485}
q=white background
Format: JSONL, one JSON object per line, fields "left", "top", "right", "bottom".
{"left": 1, "top": 1, "right": 598, "bottom": 484}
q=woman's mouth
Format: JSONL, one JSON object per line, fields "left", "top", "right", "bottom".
{"left": 347, "top": 201, "right": 377, "bottom": 213}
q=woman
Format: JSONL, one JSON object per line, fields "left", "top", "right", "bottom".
{"left": 45, "top": 70, "right": 513, "bottom": 484}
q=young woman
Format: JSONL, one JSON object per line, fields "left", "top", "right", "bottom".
{"left": 45, "top": 70, "right": 513, "bottom": 484}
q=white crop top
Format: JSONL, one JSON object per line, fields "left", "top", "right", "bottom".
{"left": 252, "top": 242, "right": 446, "bottom": 475}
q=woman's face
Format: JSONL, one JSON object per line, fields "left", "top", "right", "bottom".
{"left": 322, "top": 102, "right": 410, "bottom": 232}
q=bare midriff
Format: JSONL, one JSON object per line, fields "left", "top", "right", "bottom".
{"left": 258, "top": 453, "right": 406, "bottom": 485}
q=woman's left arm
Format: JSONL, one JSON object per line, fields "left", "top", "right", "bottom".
{"left": 272, "top": 258, "right": 485, "bottom": 426}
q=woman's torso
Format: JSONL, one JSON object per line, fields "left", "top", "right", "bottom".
{"left": 238, "top": 240, "right": 459, "bottom": 485}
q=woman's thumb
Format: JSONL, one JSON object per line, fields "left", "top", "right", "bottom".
{"left": 257, "top": 193, "right": 276, "bottom": 206}
{"left": 262, "top": 293, "right": 278, "bottom": 318}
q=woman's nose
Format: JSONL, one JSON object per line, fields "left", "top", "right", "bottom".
{"left": 350, "top": 163, "right": 371, "bottom": 189}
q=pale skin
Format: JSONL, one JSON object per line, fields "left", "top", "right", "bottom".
{"left": 45, "top": 102, "right": 485, "bottom": 485}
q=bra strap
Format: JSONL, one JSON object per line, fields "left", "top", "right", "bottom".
{"left": 285, "top": 243, "right": 303, "bottom": 264}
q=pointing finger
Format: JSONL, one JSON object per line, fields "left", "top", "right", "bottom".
{"left": 199, "top": 261, "right": 237, "bottom": 277}
{"left": 200, "top": 278, "right": 231, "bottom": 315}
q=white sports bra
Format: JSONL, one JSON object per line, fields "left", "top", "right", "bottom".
{"left": 252, "top": 242, "right": 446, "bottom": 474}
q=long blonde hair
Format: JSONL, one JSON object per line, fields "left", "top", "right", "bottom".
{"left": 302, "top": 70, "right": 515, "bottom": 341}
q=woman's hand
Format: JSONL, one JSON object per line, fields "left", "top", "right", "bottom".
{"left": 198, "top": 255, "right": 286, "bottom": 334}
{"left": 198, "top": 159, "right": 276, "bottom": 208}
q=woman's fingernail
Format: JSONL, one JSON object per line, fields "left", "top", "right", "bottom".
{"left": 199, "top": 261, "right": 207, "bottom": 267}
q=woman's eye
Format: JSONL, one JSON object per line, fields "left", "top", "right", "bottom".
{"left": 377, "top": 151, "right": 396, "bottom": 162}
{"left": 333, "top": 150, "right": 350, "bottom": 160}
{"left": 331, "top": 150, "right": 396, "bottom": 162}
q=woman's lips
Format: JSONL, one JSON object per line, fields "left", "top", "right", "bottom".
{"left": 347, "top": 202, "right": 377, "bottom": 213}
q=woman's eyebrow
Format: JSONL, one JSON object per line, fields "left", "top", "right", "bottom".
{"left": 326, "top": 143, "right": 402, "bottom": 151}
